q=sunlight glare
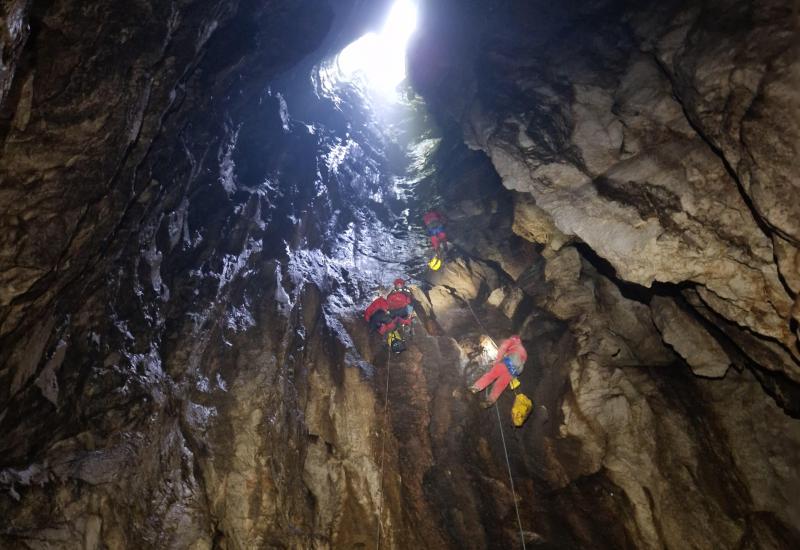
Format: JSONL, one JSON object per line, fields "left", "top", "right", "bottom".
{"left": 337, "top": 0, "right": 418, "bottom": 94}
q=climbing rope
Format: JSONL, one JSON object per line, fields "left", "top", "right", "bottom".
{"left": 458, "top": 290, "right": 496, "bottom": 346}
{"left": 495, "top": 401, "right": 527, "bottom": 549}
{"left": 456, "top": 288, "right": 526, "bottom": 547}
{"left": 375, "top": 351, "right": 392, "bottom": 550}
{"left": 371, "top": 289, "right": 526, "bottom": 547}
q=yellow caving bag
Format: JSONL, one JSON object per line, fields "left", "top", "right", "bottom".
{"left": 509, "top": 377, "right": 521, "bottom": 390}
{"left": 428, "top": 255, "right": 443, "bottom": 271}
{"left": 511, "top": 393, "right": 533, "bottom": 427}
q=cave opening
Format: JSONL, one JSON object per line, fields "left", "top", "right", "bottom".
{"left": 1, "top": 0, "right": 800, "bottom": 549}
{"left": 335, "top": 0, "right": 418, "bottom": 97}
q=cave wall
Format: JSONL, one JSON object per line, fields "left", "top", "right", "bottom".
{"left": 410, "top": 0, "right": 800, "bottom": 392}
{"left": 1, "top": 1, "right": 556, "bottom": 547}
{"left": 0, "top": 0, "right": 414, "bottom": 547}
{"left": 408, "top": 0, "right": 800, "bottom": 548}
{"left": 1, "top": 0, "right": 800, "bottom": 549}
{"left": 422, "top": 137, "right": 800, "bottom": 550}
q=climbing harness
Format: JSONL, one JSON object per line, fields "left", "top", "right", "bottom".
{"left": 495, "top": 401, "right": 527, "bottom": 549}
{"left": 503, "top": 356, "right": 521, "bottom": 377}
{"left": 426, "top": 225, "right": 445, "bottom": 236}
{"left": 375, "top": 352, "right": 392, "bottom": 550}
{"left": 386, "top": 329, "right": 405, "bottom": 354}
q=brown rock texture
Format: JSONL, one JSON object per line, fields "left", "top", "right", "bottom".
{"left": 408, "top": 0, "right": 800, "bottom": 547}
{"left": 410, "top": 0, "right": 800, "bottom": 406}
{"left": 1, "top": 0, "right": 799, "bottom": 548}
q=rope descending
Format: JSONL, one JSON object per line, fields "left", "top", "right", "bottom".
{"left": 372, "top": 288, "right": 526, "bottom": 547}
{"left": 457, "top": 288, "right": 527, "bottom": 547}
{"left": 458, "top": 289, "right": 495, "bottom": 346}
{"left": 495, "top": 401, "right": 527, "bottom": 549}
{"left": 375, "top": 351, "right": 392, "bottom": 550}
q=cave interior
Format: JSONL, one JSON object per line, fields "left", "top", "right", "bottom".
{"left": 1, "top": 0, "right": 799, "bottom": 548}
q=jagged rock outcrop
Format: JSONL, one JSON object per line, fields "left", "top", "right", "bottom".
{"left": 410, "top": 0, "right": 800, "bottom": 388}
{"left": 441, "top": 147, "right": 800, "bottom": 549}
{"left": 651, "top": 295, "right": 731, "bottom": 378}
{"left": 409, "top": 0, "right": 800, "bottom": 547}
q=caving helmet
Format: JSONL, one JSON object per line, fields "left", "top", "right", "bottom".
{"left": 393, "top": 278, "right": 405, "bottom": 288}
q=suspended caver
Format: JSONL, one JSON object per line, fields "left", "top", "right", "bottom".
{"left": 469, "top": 335, "right": 528, "bottom": 407}
{"left": 365, "top": 279, "right": 417, "bottom": 354}
{"left": 423, "top": 210, "right": 448, "bottom": 270}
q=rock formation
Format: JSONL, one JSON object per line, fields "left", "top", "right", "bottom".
{"left": 1, "top": 0, "right": 799, "bottom": 548}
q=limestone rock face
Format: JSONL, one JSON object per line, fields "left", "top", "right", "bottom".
{"left": 410, "top": 0, "right": 799, "bottom": 400}
{"left": 512, "top": 193, "right": 571, "bottom": 251}
{"left": 420, "top": 131, "right": 800, "bottom": 549}
{"left": 652, "top": 0, "right": 800, "bottom": 245}
{"left": 0, "top": 0, "right": 430, "bottom": 547}
{"left": 408, "top": 0, "right": 800, "bottom": 547}
{"left": 651, "top": 295, "right": 732, "bottom": 378}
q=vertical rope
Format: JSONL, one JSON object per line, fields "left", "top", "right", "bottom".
{"left": 458, "top": 288, "right": 526, "bottom": 547}
{"left": 457, "top": 290, "right": 494, "bottom": 345}
{"left": 495, "top": 402, "right": 527, "bottom": 549}
{"left": 375, "top": 351, "right": 392, "bottom": 550}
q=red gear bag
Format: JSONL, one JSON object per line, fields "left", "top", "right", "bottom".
{"left": 364, "top": 297, "right": 389, "bottom": 321}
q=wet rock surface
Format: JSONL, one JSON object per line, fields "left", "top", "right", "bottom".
{"left": 410, "top": 0, "right": 800, "bottom": 383}
{"left": 1, "top": 0, "right": 800, "bottom": 549}
{"left": 409, "top": 0, "right": 800, "bottom": 547}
